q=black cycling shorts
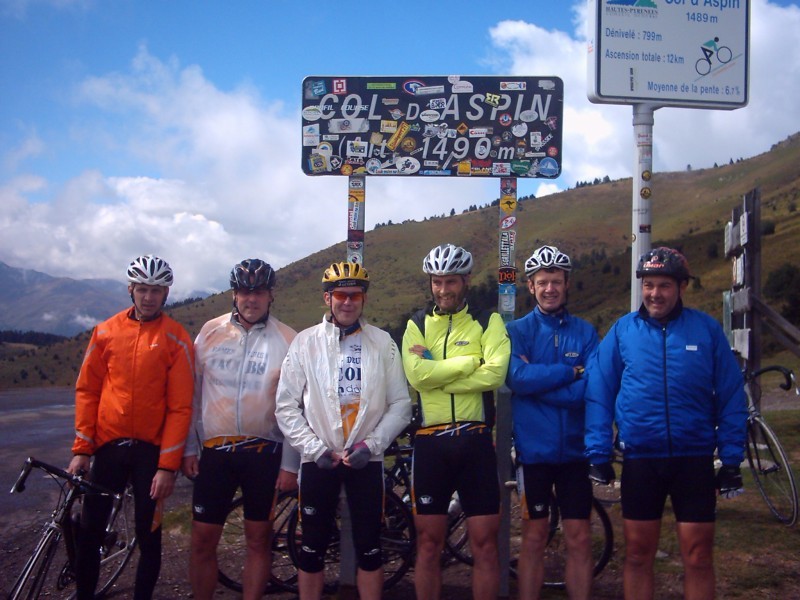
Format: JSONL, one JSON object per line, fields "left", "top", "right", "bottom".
{"left": 296, "top": 461, "right": 384, "bottom": 573}
{"left": 191, "top": 439, "right": 282, "bottom": 524}
{"left": 517, "top": 461, "right": 592, "bottom": 520}
{"left": 621, "top": 455, "right": 716, "bottom": 522}
{"left": 412, "top": 425, "right": 500, "bottom": 517}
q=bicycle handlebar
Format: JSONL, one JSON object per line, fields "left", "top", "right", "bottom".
{"left": 749, "top": 365, "right": 796, "bottom": 392}
{"left": 10, "top": 457, "right": 120, "bottom": 499}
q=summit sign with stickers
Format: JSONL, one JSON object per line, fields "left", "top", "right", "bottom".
{"left": 301, "top": 76, "right": 563, "bottom": 178}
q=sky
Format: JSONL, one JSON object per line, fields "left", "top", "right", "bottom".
{"left": 1, "top": 0, "right": 799, "bottom": 299}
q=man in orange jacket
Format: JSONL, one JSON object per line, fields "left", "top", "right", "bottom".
{"left": 67, "top": 254, "right": 194, "bottom": 600}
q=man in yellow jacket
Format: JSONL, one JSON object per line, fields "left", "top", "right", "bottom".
{"left": 67, "top": 255, "right": 193, "bottom": 600}
{"left": 402, "top": 244, "right": 510, "bottom": 600}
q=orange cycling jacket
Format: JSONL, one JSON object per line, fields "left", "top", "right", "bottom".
{"left": 72, "top": 308, "right": 194, "bottom": 472}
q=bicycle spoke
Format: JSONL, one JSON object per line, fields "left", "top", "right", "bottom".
{"left": 94, "top": 484, "right": 137, "bottom": 597}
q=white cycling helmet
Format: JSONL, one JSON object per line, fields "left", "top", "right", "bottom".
{"left": 126, "top": 255, "right": 174, "bottom": 287}
{"left": 423, "top": 244, "right": 473, "bottom": 276}
{"left": 524, "top": 245, "right": 572, "bottom": 277}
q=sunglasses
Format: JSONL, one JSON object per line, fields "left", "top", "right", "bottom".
{"left": 330, "top": 291, "right": 364, "bottom": 302}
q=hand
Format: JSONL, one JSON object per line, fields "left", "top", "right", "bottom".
{"left": 589, "top": 462, "right": 616, "bottom": 485}
{"left": 343, "top": 441, "right": 371, "bottom": 469}
{"left": 67, "top": 454, "right": 90, "bottom": 477}
{"left": 150, "top": 469, "right": 176, "bottom": 500}
{"left": 408, "top": 345, "right": 433, "bottom": 359}
{"left": 276, "top": 469, "right": 299, "bottom": 492}
{"left": 181, "top": 455, "right": 199, "bottom": 480}
{"left": 315, "top": 449, "right": 341, "bottom": 470}
{"left": 716, "top": 465, "right": 744, "bottom": 499}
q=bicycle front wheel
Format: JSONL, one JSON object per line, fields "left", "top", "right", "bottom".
{"left": 94, "top": 485, "right": 137, "bottom": 597}
{"left": 8, "top": 526, "right": 68, "bottom": 600}
{"left": 542, "top": 497, "right": 614, "bottom": 589}
{"left": 747, "top": 416, "right": 799, "bottom": 526}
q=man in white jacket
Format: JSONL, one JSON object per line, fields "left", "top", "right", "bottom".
{"left": 276, "top": 262, "right": 412, "bottom": 600}
{"left": 182, "top": 259, "right": 299, "bottom": 600}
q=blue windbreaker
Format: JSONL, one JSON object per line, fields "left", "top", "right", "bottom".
{"left": 584, "top": 303, "right": 747, "bottom": 466}
{"left": 506, "top": 306, "right": 599, "bottom": 464}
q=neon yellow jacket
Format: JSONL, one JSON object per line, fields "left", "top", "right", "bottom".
{"left": 402, "top": 305, "right": 510, "bottom": 427}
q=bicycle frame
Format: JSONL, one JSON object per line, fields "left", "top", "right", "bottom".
{"left": 7, "top": 457, "right": 133, "bottom": 600}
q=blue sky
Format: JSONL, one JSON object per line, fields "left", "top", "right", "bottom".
{"left": 2, "top": 0, "right": 799, "bottom": 299}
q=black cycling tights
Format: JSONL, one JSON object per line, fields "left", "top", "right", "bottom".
{"left": 75, "top": 440, "right": 162, "bottom": 600}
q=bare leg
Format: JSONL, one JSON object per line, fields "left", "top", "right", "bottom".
{"left": 242, "top": 519, "right": 272, "bottom": 600}
{"left": 414, "top": 514, "right": 448, "bottom": 600}
{"left": 517, "top": 518, "right": 549, "bottom": 600}
{"left": 356, "top": 567, "right": 384, "bottom": 600}
{"left": 562, "top": 518, "right": 593, "bottom": 600}
{"left": 298, "top": 569, "right": 324, "bottom": 600}
{"left": 466, "top": 514, "right": 500, "bottom": 600}
{"left": 623, "top": 519, "right": 661, "bottom": 600}
{"left": 189, "top": 521, "right": 223, "bottom": 600}
{"left": 676, "top": 521, "right": 716, "bottom": 600}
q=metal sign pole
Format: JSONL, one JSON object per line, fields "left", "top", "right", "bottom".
{"left": 630, "top": 104, "right": 656, "bottom": 311}
{"left": 347, "top": 175, "right": 366, "bottom": 264}
{"left": 339, "top": 174, "right": 366, "bottom": 595}
{"left": 496, "top": 176, "right": 517, "bottom": 598}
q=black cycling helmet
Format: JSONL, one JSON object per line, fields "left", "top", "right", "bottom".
{"left": 230, "top": 259, "right": 276, "bottom": 291}
{"left": 322, "top": 262, "right": 370, "bottom": 292}
{"left": 636, "top": 247, "right": 691, "bottom": 282}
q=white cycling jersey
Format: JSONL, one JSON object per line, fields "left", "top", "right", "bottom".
{"left": 276, "top": 316, "right": 412, "bottom": 464}
{"left": 186, "top": 312, "right": 299, "bottom": 471}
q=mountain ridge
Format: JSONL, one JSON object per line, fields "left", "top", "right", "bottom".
{"left": 1, "top": 131, "right": 798, "bottom": 388}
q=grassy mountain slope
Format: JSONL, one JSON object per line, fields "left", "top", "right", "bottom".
{"left": 2, "top": 133, "right": 799, "bottom": 389}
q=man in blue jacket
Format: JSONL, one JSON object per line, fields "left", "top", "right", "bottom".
{"left": 585, "top": 247, "right": 747, "bottom": 600}
{"left": 506, "top": 245, "right": 598, "bottom": 600}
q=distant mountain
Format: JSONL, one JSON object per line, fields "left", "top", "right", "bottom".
{"left": 1, "top": 132, "right": 799, "bottom": 389}
{"left": 0, "top": 262, "right": 129, "bottom": 336}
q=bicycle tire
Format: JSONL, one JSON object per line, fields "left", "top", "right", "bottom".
{"left": 217, "top": 490, "right": 299, "bottom": 595}
{"left": 380, "top": 490, "right": 415, "bottom": 589}
{"left": 444, "top": 509, "right": 471, "bottom": 565}
{"left": 746, "top": 415, "right": 799, "bottom": 526}
{"left": 285, "top": 489, "right": 414, "bottom": 592}
{"left": 540, "top": 497, "right": 614, "bottom": 590}
{"left": 592, "top": 480, "right": 621, "bottom": 505}
{"left": 7, "top": 527, "right": 64, "bottom": 600}
{"left": 94, "top": 484, "right": 137, "bottom": 598}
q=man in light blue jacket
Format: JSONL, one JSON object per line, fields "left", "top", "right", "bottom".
{"left": 585, "top": 247, "right": 747, "bottom": 600}
{"left": 506, "top": 246, "right": 598, "bottom": 600}
{"left": 276, "top": 262, "right": 411, "bottom": 600}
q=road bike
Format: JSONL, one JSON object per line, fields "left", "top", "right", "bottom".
{"left": 7, "top": 457, "right": 135, "bottom": 600}
{"left": 743, "top": 365, "right": 799, "bottom": 526}
{"left": 217, "top": 482, "right": 415, "bottom": 594}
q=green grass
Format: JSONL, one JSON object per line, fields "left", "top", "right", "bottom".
{"left": 580, "top": 409, "right": 800, "bottom": 599}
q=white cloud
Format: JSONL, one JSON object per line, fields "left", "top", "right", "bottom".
{"left": 490, "top": 0, "right": 800, "bottom": 189}
{"left": 1, "top": 1, "right": 798, "bottom": 300}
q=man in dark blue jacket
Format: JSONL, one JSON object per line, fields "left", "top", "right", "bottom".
{"left": 506, "top": 245, "right": 598, "bottom": 600}
{"left": 585, "top": 247, "right": 747, "bottom": 600}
